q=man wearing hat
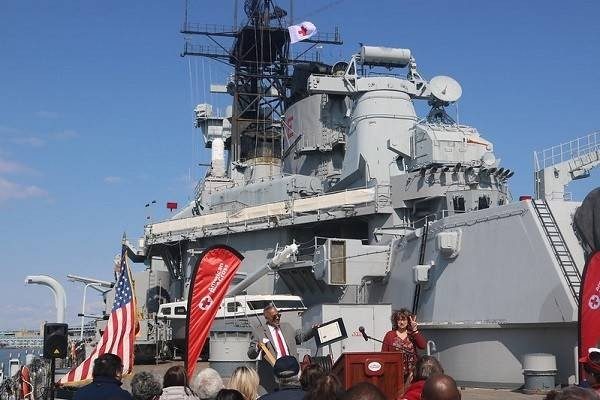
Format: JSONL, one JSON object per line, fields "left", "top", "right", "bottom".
{"left": 258, "top": 356, "right": 305, "bottom": 400}
{"left": 248, "top": 304, "right": 314, "bottom": 393}
{"left": 580, "top": 348, "right": 600, "bottom": 394}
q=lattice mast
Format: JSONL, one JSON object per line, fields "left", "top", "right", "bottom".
{"left": 181, "top": 0, "right": 342, "bottom": 177}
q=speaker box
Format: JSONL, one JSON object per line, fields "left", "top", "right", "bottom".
{"left": 43, "top": 323, "right": 68, "bottom": 359}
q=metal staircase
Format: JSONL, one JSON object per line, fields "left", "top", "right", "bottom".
{"left": 532, "top": 199, "right": 581, "bottom": 304}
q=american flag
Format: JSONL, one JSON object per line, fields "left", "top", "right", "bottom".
{"left": 58, "top": 245, "right": 137, "bottom": 386}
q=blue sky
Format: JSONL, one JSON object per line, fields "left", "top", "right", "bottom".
{"left": 0, "top": 0, "right": 599, "bottom": 330}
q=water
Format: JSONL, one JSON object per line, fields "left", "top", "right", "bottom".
{"left": 0, "top": 348, "right": 42, "bottom": 377}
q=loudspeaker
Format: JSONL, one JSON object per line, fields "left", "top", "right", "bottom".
{"left": 43, "top": 323, "right": 68, "bottom": 359}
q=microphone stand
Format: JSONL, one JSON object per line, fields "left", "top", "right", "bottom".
{"left": 361, "top": 330, "right": 417, "bottom": 357}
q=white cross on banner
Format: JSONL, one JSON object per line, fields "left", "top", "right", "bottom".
{"left": 288, "top": 21, "right": 317, "bottom": 44}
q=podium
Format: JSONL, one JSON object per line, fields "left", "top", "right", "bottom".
{"left": 332, "top": 352, "right": 404, "bottom": 399}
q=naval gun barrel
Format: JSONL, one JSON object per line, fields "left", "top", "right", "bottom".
{"left": 227, "top": 243, "right": 299, "bottom": 297}
{"left": 25, "top": 275, "right": 67, "bottom": 323}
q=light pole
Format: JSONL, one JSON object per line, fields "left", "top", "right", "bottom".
{"left": 67, "top": 275, "right": 114, "bottom": 340}
{"left": 80, "top": 283, "right": 99, "bottom": 340}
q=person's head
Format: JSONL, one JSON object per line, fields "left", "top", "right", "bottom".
{"left": 554, "top": 387, "right": 600, "bottom": 400}
{"left": 543, "top": 390, "right": 559, "bottom": 400}
{"left": 92, "top": 353, "right": 123, "bottom": 380}
{"left": 421, "top": 375, "right": 461, "bottom": 400}
{"left": 215, "top": 389, "right": 245, "bottom": 400}
{"left": 131, "top": 372, "right": 162, "bottom": 400}
{"left": 300, "top": 364, "right": 325, "bottom": 391}
{"left": 163, "top": 365, "right": 190, "bottom": 390}
{"left": 273, "top": 355, "right": 300, "bottom": 387}
{"left": 414, "top": 356, "right": 444, "bottom": 381}
{"left": 191, "top": 368, "right": 224, "bottom": 400}
{"left": 342, "top": 382, "right": 385, "bottom": 400}
{"left": 391, "top": 308, "right": 412, "bottom": 331}
{"left": 305, "top": 374, "right": 343, "bottom": 400}
{"left": 580, "top": 348, "right": 600, "bottom": 385}
{"left": 228, "top": 366, "right": 259, "bottom": 400}
{"left": 263, "top": 304, "right": 281, "bottom": 328}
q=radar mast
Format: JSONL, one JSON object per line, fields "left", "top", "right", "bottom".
{"left": 181, "top": 0, "right": 342, "bottom": 180}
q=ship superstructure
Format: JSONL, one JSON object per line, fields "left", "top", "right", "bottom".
{"left": 112, "top": 0, "right": 600, "bottom": 387}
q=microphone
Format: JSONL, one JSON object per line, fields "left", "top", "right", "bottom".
{"left": 358, "top": 326, "right": 368, "bottom": 341}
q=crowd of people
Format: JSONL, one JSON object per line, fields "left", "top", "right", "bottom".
{"left": 71, "top": 305, "right": 600, "bottom": 400}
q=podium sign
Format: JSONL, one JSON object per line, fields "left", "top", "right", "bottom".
{"left": 332, "top": 352, "right": 404, "bottom": 399}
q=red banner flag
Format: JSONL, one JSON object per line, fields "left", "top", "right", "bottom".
{"left": 579, "top": 251, "right": 600, "bottom": 380}
{"left": 185, "top": 245, "right": 244, "bottom": 379}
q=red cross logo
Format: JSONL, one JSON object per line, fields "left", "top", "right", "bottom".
{"left": 298, "top": 25, "right": 308, "bottom": 37}
{"left": 285, "top": 116, "right": 294, "bottom": 139}
{"left": 589, "top": 294, "right": 600, "bottom": 310}
{"left": 199, "top": 295, "right": 213, "bottom": 311}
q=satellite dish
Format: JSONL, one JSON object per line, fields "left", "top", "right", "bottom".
{"left": 429, "top": 75, "right": 462, "bottom": 103}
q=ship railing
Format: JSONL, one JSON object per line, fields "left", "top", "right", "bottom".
{"left": 534, "top": 130, "right": 600, "bottom": 171}
{"left": 395, "top": 209, "right": 469, "bottom": 231}
{"left": 181, "top": 23, "right": 238, "bottom": 35}
{"left": 182, "top": 42, "right": 230, "bottom": 59}
{"left": 296, "top": 236, "right": 371, "bottom": 261}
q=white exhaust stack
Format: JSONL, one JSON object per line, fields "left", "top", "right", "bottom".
{"left": 25, "top": 275, "right": 67, "bottom": 323}
{"left": 211, "top": 137, "right": 225, "bottom": 177}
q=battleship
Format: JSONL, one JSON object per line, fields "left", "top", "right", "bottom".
{"left": 85, "top": 0, "right": 600, "bottom": 389}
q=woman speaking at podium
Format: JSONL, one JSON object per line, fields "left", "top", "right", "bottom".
{"left": 381, "top": 308, "right": 427, "bottom": 383}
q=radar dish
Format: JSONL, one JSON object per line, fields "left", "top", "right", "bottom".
{"left": 331, "top": 61, "right": 349, "bottom": 76}
{"left": 429, "top": 75, "right": 462, "bottom": 103}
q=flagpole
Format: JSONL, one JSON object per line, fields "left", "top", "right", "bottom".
{"left": 49, "top": 358, "right": 56, "bottom": 400}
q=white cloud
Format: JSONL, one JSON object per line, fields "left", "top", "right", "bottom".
{"left": 104, "top": 176, "right": 123, "bottom": 184}
{"left": 0, "top": 304, "right": 55, "bottom": 330}
{"left": 52, "top": 129, "right": 79, "bottom": 140}
{"left": 0, "top": 125, "right": 77, "bottom": 146}
{"left": 0, "top": 177, "right": 47, "bottom": 202}
{"left": 0, "top": 125, "right": 21, "bottom": 135}
{"left": 11, "top": 136, "right": 46, "bottom": 147}
{"left": 35, "top": 110, "right": 59, "bottom": 119}
{"left": 0, "top": 157, "right": 32, "bottom": 174}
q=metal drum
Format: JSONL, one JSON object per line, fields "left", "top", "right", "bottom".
{"left": 522, "top": 353, "right": 557, "bottom": 393}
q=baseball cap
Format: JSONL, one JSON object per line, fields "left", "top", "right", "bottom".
{"left": 273, "top": 356, "right": 300, "bottom": 379}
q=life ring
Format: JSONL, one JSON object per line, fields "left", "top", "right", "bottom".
{"left": 20, "top": 365, "right": 31, "bottom": 399}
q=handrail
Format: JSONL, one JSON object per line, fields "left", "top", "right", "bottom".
{"left": 534, "top": 131, "right": 600, "bottom": 171}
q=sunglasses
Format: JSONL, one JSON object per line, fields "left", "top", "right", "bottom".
{"left": 272, "top": 313, "right": 281, "bottom": 319}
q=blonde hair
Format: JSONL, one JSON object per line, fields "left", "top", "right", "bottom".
{"left": 228, "top": 366, "right": 259, "bottom": 400}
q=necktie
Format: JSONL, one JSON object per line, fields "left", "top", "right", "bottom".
{"left": 275, "top": 328, "right": 287, "bottom": 357}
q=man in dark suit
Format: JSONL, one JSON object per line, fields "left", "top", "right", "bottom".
{"left": 248, "top": 304, "right": 313, "bottom": 393}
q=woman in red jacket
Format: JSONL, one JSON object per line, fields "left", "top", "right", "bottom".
{"left": 398, "top": 356, "right": 444, "bottom": 400}
{"left": 381, "top": 308, "right": 427, "bottom": 384}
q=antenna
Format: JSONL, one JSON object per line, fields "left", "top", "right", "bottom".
{"left": 429, "top": 75, "right": 462, "bottom": 103}
{"left": 427, "top": 75, "right": 462, "bottom": 124}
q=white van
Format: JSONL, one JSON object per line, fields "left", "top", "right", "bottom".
{"left": 157, "top": 294, "right": 306, "bottom": 320}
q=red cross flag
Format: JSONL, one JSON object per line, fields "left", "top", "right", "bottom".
{"left": 579, "top": 251, "right": 600, "bottom": 382}
{"left": 288, "top": 21, "right": 317, "bottom": 44}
